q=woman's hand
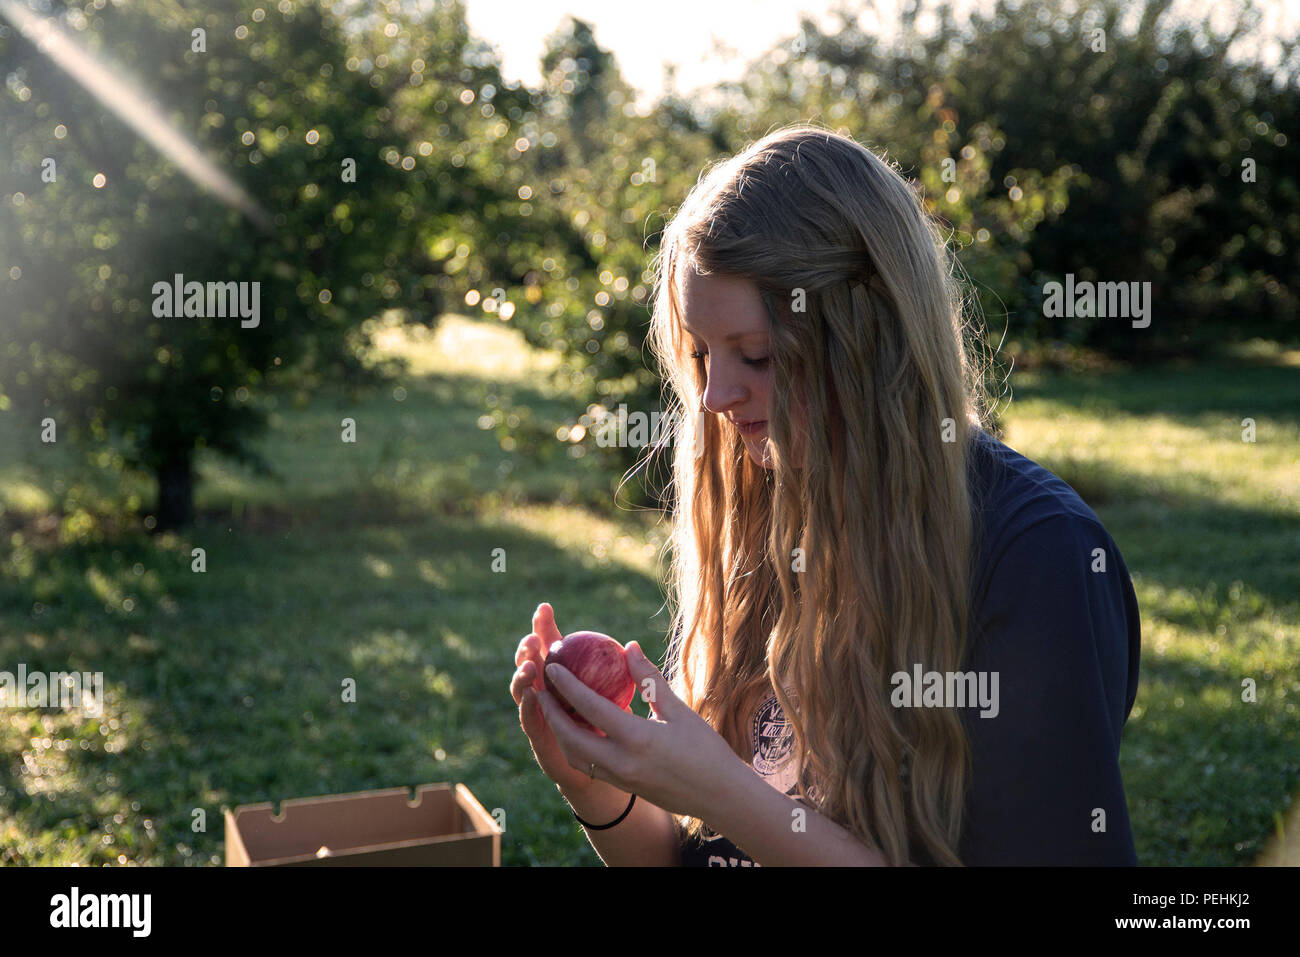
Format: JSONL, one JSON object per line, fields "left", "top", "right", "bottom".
{"left": 538, "top": 638, "right": 746, "bottom": 821}
{"left": 510, "top": 602, "right": 630, "bottom": 796}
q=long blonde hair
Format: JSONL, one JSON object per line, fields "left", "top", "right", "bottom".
{"left": 645, "top": 124, "right": 993, "bottom": 865}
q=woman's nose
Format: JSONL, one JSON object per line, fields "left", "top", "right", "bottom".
{"left": 702, "top": 371, "right": 745, "bottom": 415}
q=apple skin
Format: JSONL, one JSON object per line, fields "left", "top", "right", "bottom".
{"left": 544, "top": 631, "right": 636, "bottom": 731}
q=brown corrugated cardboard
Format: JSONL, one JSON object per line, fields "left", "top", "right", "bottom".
{"left": 224, "top": 782, "right": 501, "bottom": 866}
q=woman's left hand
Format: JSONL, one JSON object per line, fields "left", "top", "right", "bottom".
{"left": 539, "top": 641, "right": 744, "bottom": 821}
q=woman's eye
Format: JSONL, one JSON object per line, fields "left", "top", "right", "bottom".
{"left": 689, "top": 350, "right": 768, "bottom": 368}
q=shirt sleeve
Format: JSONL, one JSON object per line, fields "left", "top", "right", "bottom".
{"left": 959, "top": 513, "right": 1141, "bottom": 865}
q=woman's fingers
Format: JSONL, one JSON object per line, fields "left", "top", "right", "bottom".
{"left": 518, "top": 684, "right": 542, "bottom": 733}
{"left": 514, "top": 635, "right": 549, "bottom": 692}
{"left": 519, "top": 687, "right": 589, "bottom": 790}
{"left": 510, "top": 665, "right": 524, "bottom": 704}
{"left": 514, "top": 632, "right": 544, "bottom": 668}
{"left": 532, "top": 602, "right": 564, "bottom": 651}
{"left": 535, "top": 685, "right": 628, "bottom": 784}
{"left": 520, "top": 659, "right": 539, "bottom": 694}
{"left": 510, "top": 612, "right": 609, "bottom": 794}
{"left": 517, "top": 604, "right": 562, "bottom": 708}
{"left": 623, "top": 641, "right": 681, "bottom": 720}
{"left": 517, "top": 680, "right": 554, "bottom": 751}
{"left": 543, "top": 662, "right": 638, "bottom": 743}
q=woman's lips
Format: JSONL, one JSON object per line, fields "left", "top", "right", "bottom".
{"left": 737, "top": 420, "right": 767, "bottom": 436}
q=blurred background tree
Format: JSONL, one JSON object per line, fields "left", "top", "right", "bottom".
{"left": 1, "top": 0, "right": 1296, "bottom": 525}
{"left": 0, "top": 0, "right": 498, "bottom": 528}
{"left": 705, "top": 0, "right": 1297, "bottom": 355}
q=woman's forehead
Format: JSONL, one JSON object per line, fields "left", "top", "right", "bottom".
{"left": 676, "top": 267, "right": 768, "bottom": 337}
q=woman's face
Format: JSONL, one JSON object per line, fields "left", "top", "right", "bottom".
{"left": 678, "top": 267, "right": 788, "bottom": 470}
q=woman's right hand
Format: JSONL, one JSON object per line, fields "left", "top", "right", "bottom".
{"left": 510, "top": 602, "right": 618, "bottom": 796}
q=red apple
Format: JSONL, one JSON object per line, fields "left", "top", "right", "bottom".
{"left": 544, "top": 631, "right": 636, "bottom": 731}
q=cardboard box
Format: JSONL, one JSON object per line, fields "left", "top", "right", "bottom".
{"left": 224, "top": 782, "right": 501, "bottom": 866}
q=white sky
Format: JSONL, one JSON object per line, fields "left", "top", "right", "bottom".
{"left": 462, "top": 0, "right": 1299, "bottom": 109}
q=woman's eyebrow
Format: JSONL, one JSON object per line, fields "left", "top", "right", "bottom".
{"left": 681, "top": 323, "right": 767, "bottom": 342}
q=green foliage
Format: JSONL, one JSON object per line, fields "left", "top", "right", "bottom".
{"left": 0, "top": 0, "right": 510, "bottom": 522}
{"left": 475, "top": 0, "right": 1298, "bottom": 497}
{"left": 702, "top": 0, "right": 1298, "bottom": 356}
{"left": 1, "top": 0, "right": 1297, "bottom": 515}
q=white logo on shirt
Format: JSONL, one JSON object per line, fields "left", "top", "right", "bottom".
{"left": 751, "top": 692, "right": 799, "bottom": 793}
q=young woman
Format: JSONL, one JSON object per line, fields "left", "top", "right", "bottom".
{"left": 509, "top": 124, "right": 1141, "bottom": 866}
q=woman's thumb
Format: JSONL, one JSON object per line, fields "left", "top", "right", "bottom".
{"left": 533, "top": 602, "right": 562, "bottom": 645}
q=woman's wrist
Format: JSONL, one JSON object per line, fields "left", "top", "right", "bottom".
{"left": 572, "top": 793, "right": 636, "bottom": 830}
{"left": 558, "top": 777, "right": 631, "bottom": 822}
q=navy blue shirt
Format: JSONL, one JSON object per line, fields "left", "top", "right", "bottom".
{"left": 679, "top": 428, "right": 1141, "bottom": 866}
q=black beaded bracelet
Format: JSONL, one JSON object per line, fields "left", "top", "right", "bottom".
{"left": 573, "top": 793, "right": 637, "bottom": 830}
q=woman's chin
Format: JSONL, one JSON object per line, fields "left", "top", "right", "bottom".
{"left": 747, "top": 438, "right": 804, "bottom": 472}
{"left": 745, "top": 437, "right": 776, "bottom": 470}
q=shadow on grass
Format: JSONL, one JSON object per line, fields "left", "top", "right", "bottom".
{"left": 1121, "top": 652, "right": 1299, "bottom": 866}
{"left": 1020, "top": 454, "right": 1300, "bottom": 618}
{"left": 1006, "top": 361, "right": 1300, "bottom": 424}
{"left": 0, "top": 481, "right": 671, "bottom": 867}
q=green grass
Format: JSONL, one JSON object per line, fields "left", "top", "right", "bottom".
{"left": 995, "top": 358, "right": 1300, "bottom": 866}
{"left": 0, "top": 315, "right": 671, "bottom": 866}
{"left": 1, "top": 319, "right": 1296, "bottom": 866}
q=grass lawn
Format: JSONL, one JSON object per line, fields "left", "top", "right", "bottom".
{"left": 1, "top": 318, "right": 1296, "bottom": 866}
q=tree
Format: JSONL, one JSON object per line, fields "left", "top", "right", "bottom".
{"left": 0, "top": 0, "right": 478, "bottom": 529}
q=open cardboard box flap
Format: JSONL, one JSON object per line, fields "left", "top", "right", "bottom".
{"left": 225, "top": 782, "right": 500, "bottom": 866}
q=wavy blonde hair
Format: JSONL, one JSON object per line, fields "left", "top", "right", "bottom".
{"left": 645, "top": 124, "right": 994, "bottom": 866}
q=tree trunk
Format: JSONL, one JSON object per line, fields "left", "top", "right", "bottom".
{"left": 154, "top": 448, "right": 195, "bottom": 531}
